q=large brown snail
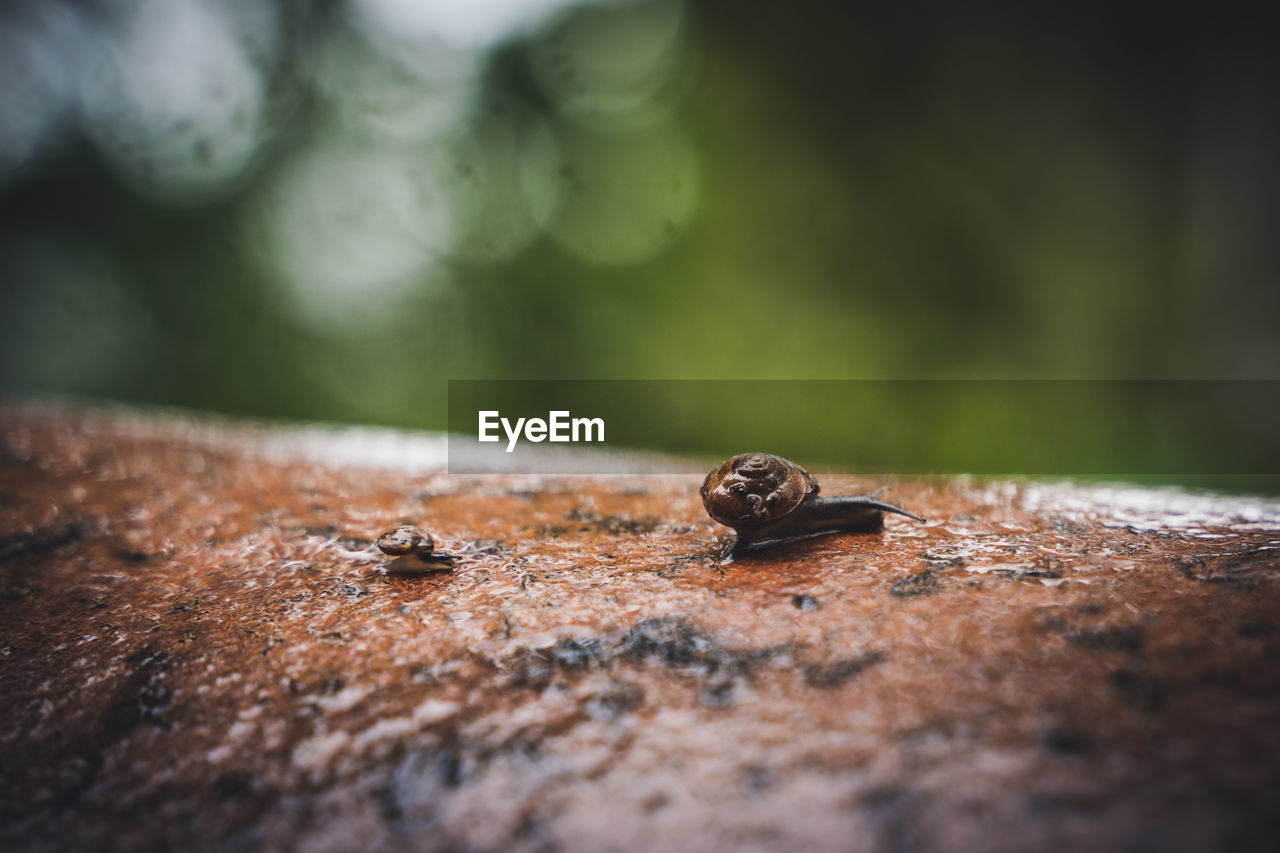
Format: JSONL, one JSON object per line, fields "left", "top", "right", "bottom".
{"left": 700, "top": 453, "right": 923, "bottom": 552}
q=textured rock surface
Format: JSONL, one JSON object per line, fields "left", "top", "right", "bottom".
{"left": 2, "top": 403, "right": 1279, "bottom": 851}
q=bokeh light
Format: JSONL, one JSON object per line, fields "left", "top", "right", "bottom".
{"left": 546, "top": 121, "right": 698, "bottom": 265}
{"left": 447, "top": 99, "right": 563, "bottom": 265}
{"left": 77, "top": 0, "right": 275, "bottom": 204}
{"left": 0, "top": 3, "right": 83, "bottom": 188}
{"left": 348, "top": 0, "right": 574, "bottom": 53}
{"left": 309, "top": 18, "right": 479, "bottom": 145}
{"left": 247, "top": 140, "right": 455, "bottom": 333}
{"left": 528, "top": 0, "right": 690, "bottom": 126}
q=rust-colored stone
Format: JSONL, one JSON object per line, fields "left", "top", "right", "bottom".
{"left": 2, "top": 403, "right": 1279, "bottom": 851}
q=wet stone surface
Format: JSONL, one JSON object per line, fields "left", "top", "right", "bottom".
{"left": 2, "top": 404, "right": 1280, "bottom": 851}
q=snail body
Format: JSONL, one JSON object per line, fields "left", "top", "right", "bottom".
{"left": 376, "top": 525, "right": 457, "bottom": 573}
{"left": 701, "top": 453, "right": 923, "bottom": 552}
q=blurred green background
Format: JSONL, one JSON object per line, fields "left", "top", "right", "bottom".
{"left": 1, "top": 0, "right": 1277, "bottom": 485}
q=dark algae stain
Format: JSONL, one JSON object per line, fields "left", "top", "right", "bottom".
{"left": 803, "top": 652, "right": 888, "bottom": 688}
{"left": 891, "top": 570, "right": 941, "bottom": 598}
{"left": 1067, "top": 625, "right": 1145, "bottom": 654}
{"left": 0, "top": 522, "right": 87, "bottom": 564}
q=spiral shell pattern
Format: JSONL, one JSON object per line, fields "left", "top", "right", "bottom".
{"left": 700, "top": 453, "right": 818, "bottom": 528}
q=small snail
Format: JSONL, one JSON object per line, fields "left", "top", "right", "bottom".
{"left": 701, "top": 453, "right": 923, "bottom": 552}
{"left": 376, "top": 525, "right": 457, "bottom": 573}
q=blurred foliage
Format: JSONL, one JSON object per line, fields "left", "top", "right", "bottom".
{"left": 1, "top": 0, "right": 1277, "bottom": 487}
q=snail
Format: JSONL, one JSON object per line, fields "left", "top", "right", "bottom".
{"left": 701, "top": 453, "right": 924, "bottom": 552}
{"left": 375, "top": 525, "right": 457, "bottom": 573}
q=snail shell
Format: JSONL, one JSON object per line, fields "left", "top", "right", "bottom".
{"left": 376, "top": 525, "right": 456, "bottom": 573}
{"left": 376, "top": 525, "right": 435, "bottom": 557}
{"left": 700, "top": 453, "right": 819, "bottom": 528}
